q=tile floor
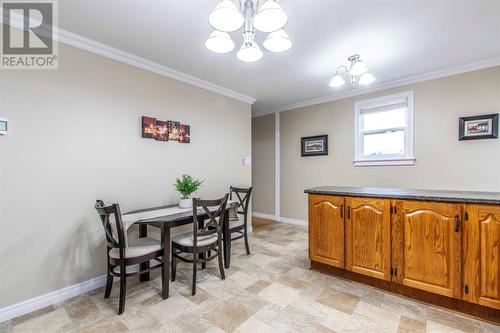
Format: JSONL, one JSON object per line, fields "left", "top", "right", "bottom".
{"left": 1, "top": 222, "right": 499, "bottom": 333}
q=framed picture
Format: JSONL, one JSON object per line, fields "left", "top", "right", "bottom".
{"left": 179, "top": 124, "right": 190, "bottom": 143}
{"left": 301, "top": 135, "right": 328, "bottom": 157}
{"left": 155, "top": 120, "right": 169, "bottom": 141}
{"left": 168, "top": 121, "right": 181, "bottom": 141}
{"left": 142, "top": 116, "right": 157, "bottom": 139}
{"left": 459, "top": 114, "right": 498, "bottom": 141}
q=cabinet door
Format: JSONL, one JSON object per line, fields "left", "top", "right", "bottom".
{"left": 463, "top": 204, "right": 500, "bottom": 309}
{"left": 308, "top": 195, "right": 345, "bottom": 268}
{"left": 345, "top": 197, "right": 391, "bottom": 280}
{"left": 395, "top": 200, "right": 462, "bottom": 298}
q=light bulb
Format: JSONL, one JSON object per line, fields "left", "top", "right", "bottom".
{"left": 329, "top": 74, "right": 345, "bottom": 88}
{"left": 208, "top": 0, "right": 245, "bottom": 32}
{"left": 252, "top": 0, "right": 288, "bottom": 33}
{"left": 350, "top": 60, "right": 368, "bottom": 76}
{"left": 263, "top": 29, "right": 292, "bottom": 52}
{"left": 237, "top": 42, "right": 263, "bottom": 62}
{"left": 358, "top": 72, "right": 376, "bottom": 85}
{"left": 205, "top": 30, "right": 235, "bottom": 53}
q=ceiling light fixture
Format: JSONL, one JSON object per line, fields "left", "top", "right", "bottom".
{"left": 329, "top": 54, "right": 376, "bottom": 88}
{"left": 206, "top": 0, "right": 291, "bottom": 62}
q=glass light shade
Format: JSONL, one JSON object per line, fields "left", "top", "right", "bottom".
{"left": 208, "top": 0, "right": 245, "bottom": 32}
{"left": 252, "top": 0, "right": 288, "bottom": 33}
{"left": 263, "top": 29, "right": 292, "bottom": 52}
{"left": 205, "top": 30, "right": 235, "bottom": 53}
{"left": 358, "top": 72, "right": 376, "bottom": 85}
{"left": 236, "top": 42, "right": 263, "bottom": 62}
{"left": 329, "top": 74, "right": 345, "bottom": 88}
{"left": 350, "top": 60, "right": 368, "bottom": 76}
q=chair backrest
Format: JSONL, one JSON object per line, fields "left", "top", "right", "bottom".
{"left": 95, "top": 200, "right": 126, "bottom": 253}
{"left": 230, "top": 186, "right": 252, "bottom": 225}
{"left": 192, "top": 194, "right": 229, "bottom": 248}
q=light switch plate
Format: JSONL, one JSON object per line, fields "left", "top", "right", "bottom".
{"left": 242, "top": 157, "right": 251, "bottom": 166}
{"left": 0, "top": 118, "right": 7, "bottom": 135}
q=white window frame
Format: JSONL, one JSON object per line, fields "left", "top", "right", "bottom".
{"left": 354, "top": 91, "right": 415, "bottom": 167}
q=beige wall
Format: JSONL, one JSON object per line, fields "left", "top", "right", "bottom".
{"left": 0, "top": 44, "right": 251, "bottom": 308}
{"left": 251, "top": 114, "right": 275, "bottom": 215}
{"left": 280, "top": 67, "right": 500, "bottom": 220}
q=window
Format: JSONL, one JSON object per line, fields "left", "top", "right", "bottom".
{"left": 354, "top": 91, "right": 415, "bottom": 166}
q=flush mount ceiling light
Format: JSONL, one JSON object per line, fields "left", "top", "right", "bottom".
{"left": 206, "top": 0, "right": 291, "bottom": 62}
{"left": 329, "top": 54, "right": 376, "bottom": 88}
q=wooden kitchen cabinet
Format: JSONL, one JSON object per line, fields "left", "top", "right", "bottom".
{"left": 463, "top": 204, "right": 500, "bottom": 309}
{"left": 393, "top": 200, "right": 462, "bottom": 298}
{"left": 345, "top": 197, "right": 391, "bottom": 280}
{"left": 308, "top": 195, "right": 345, "bottom": 268}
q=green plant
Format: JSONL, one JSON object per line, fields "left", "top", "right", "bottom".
{"left": 174, "top": 174, "right": 203, "bottom": 199}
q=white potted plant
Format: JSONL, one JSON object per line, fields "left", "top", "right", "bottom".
{"left": 174, "top": 174, "right": 203, "bottom": 209}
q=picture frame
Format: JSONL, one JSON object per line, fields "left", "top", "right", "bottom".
{"left": 459, "top": 114, "right": 498, "bottom": 141}
{"left": 301, "top": 135, "right": 328, "bottom": 157}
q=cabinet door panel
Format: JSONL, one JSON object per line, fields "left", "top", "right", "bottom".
{"left": 397, "top": 201, "right": 461, "bottom": 298}
{"left": 345, "top": 197, "right": 391, "bottom": 280}
{"left": 309, "top": 195, "right": 345, "bottom": 268}
{"left": 463, "top": 204, "right": 500, "bottom": 309}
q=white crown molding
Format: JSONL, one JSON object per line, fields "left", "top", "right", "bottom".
{"left": 252, "top": 57, "right": 500, "bottom": 117}
{"left": 0, "top": 11, "right": 256, "bottom": 105}
{"left": 0, "top": 274, "right": 107, "bottom": 323}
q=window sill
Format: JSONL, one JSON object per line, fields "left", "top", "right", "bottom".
{"left": 353, "top": 158, "right": 416, "bottom": 167}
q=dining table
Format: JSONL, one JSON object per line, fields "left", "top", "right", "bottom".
{"left": 122, "top": 200, "right": 238, "bottom": 299}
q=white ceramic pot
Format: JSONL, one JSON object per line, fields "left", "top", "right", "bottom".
{"left": 179, "top": 198, "right": 192, "bottom": 209}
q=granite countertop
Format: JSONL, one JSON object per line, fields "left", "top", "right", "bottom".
{"left": 304, "top": 186, "right": 500, "bottom": 205}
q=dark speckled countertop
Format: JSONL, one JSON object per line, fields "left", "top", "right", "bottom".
{"left": 304, "top": 186, "right": 500, "bottom": 205}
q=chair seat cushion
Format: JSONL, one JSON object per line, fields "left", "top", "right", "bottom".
{"left": 172, "top": 232, "right": 218, "bottom": 247}
{"left": 229, "top": 218, "right": 244, "bottom": 229}
{"left": 109, "top": 237, "right": 161, "bottom": 259}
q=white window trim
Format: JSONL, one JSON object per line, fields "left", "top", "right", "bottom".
{"left": 354, "top": 91, "right": 415, "bottom": 167}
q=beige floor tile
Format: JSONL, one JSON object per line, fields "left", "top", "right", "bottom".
{"left": 426, "top": 307, "right": 482, "bottom": 333}
{"left": 235, "top": 316, "right": 275, "bottom": 333}
{"left": 381, "top": 294, "right": 427, "bottom": 321}
{"left": 320, "top": 308, "right": 351, "bottom": 332}
{"left": 398, "top": 315, "right": 426, "bottom": 333}
{"left": 354, "top": 301, "right": 401, "bottom": 325}
{"left": 245, "top": 279, "right": 271, "bottom": 294}
{"left": 426, "top": 320, "right": 467, "bottom": 333}
{"left": 258, "top": 282, "right": 301, "bottom": 307}
{"left": 12, "top": 307, "right": 71, "bottom": 333}
{"left": 343, "top": 312, "right": 399, "bottom": 333}
{"left": 316, "top": 287, "right": 361, "bottom": 314}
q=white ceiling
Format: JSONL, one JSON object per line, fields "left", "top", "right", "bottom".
{"left": 59, "top": 0, "right": 500, "bottom": 114}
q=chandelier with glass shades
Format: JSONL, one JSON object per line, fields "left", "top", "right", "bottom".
{"left": 329, "top": 55, "right": 376, "bottom": 88}
{"left": 205, "top": 0, "right": 292, "bottom": 62}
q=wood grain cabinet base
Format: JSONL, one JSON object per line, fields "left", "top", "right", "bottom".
{"left": 308, "top": 193, "right": 500, "bottom": 317}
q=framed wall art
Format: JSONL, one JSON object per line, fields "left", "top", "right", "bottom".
{"left": 459, "top": 114, "right": 498, "bottom": 141}
{"left": 301, "top": 135, "right": 328, "bottom": 157}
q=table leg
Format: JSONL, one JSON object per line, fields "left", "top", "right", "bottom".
{"left": 139, "top": 224, "right": 150, "bottom": 281}
{"left": 161, "top": 225, "right": 171, "bottom": 299}
{"left": 223, "top": 209, "right": 231, "bottom": 269}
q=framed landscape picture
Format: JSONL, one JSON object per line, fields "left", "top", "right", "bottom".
{"left": 301, "top": 135, "right": 328, "bottom": 156}
{"left": 459, "top": 114, "right": 498, "bottom": 141}
{"left": 142, "top": 116, "right": 157, "bottom": 139}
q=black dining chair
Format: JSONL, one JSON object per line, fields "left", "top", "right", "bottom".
{"left": 228, "top": 186, "right": 253, "bottom": 255}
{"left": 171, "top": 194, "right": 228, "bottom": 295}
{"left": 95, "top": 200, "right": 165, "bottom": 314}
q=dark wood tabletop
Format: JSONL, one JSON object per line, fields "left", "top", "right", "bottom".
{"left": 123, "top": 202, "right": 236, "bottom": 299}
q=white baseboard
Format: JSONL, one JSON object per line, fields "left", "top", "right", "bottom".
{"left": 252, "top": 212, "right": 276, "bottom": 221}
{"left": 252, "top": 212, "right": 308, "bottom": 227}
{"left": 279, "top": 216, "right": 308, "bottom": 227}
{"left": 0, "top": 274, "right": 107, "bottom": 323}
